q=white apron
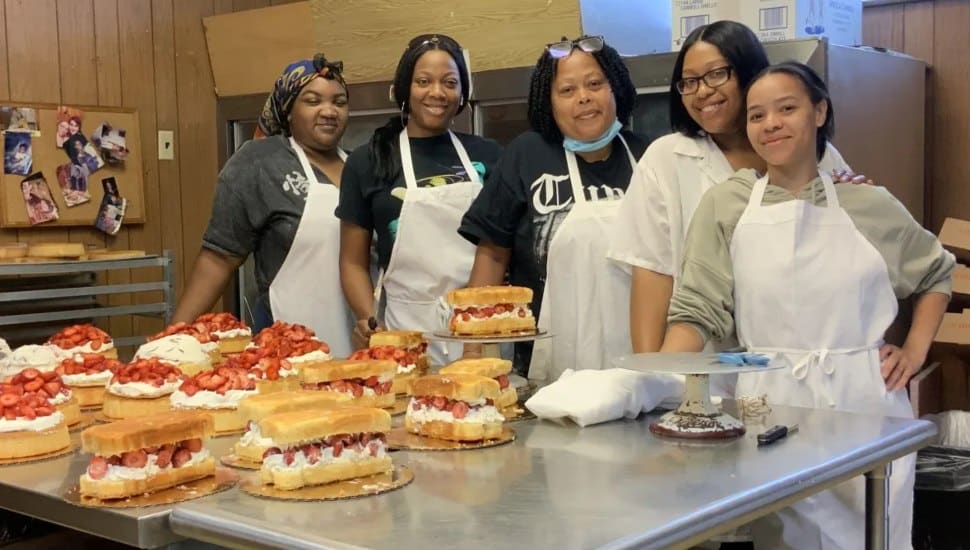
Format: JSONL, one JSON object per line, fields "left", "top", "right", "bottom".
{"left": 732, "top": 173, "right": 914, "bottom": 550}
{"left": 382, "top": 130, "right": 481, "bottom": 366}
{"left": 268, "top": 138, "right": 353, "bottom": 358}
{"left": 528, "top": 137, "right": 637, "bottom": 383}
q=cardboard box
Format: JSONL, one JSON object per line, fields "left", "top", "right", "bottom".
{"left": 936, "top": 309, "right": 970, "bottom": 346}
{"left": 910, "top": 361, "right": 942, "bottom": 418}
{"left": 670, "top": 0, "right": 741, "bottom": 50}
{"left": 940, "top": 217, "right": 970, "bottom": 263}
{"left": 953, "top": 265, "right": 970, "bottom": 297}
{"left": 739, "top": 0, "right": 862, "bottom": 46}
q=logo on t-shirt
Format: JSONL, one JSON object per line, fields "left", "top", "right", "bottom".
{"left": 281, "top": 171, "right": 310, "bottom": 198}
{"left": 530, "top": 173, "right": 573, "bottom": 215}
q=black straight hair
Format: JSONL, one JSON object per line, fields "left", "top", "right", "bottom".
{"left": 369, "top": 34, "right": 471, "bottom": 182}
{"left": 747, "top": 61, "right": 834, "bottom": 161}
{"left": 670, "top": 20, "right": 770, "bottom": 137}
{"left": 527, "top": 40, "right": 636, "bottom": 143}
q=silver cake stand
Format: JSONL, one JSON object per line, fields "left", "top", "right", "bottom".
{"left": 614, "top": 353, "right": 783, "bottom": 439}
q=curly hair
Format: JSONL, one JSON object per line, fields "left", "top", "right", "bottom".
{"left": 527, "top": 40, "right": 636, "bottom": 143}
{"left": 369, "top": 34, "right": 470, "bottom": 182}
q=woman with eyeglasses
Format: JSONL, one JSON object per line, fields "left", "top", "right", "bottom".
{"left": 174, "top": 54, "right": 357, "bottom": 357}
{"left": 458, "top": 35, "right": 647, "bottom": 379}
{"left": 662, "top": 61, "right": 953, "bottom": 550}
{"left": 337, "top": 34, "right": 502, "bottom": 361}
{"left": 609, "top": 21, "right": 862, "bottom": 394}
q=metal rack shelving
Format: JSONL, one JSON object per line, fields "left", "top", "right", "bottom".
{"left": 0, "top": 251, "right": 174, "bottom": 347}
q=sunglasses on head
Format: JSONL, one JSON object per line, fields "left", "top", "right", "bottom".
{"left": 545, "top": 35, "right": 605, "bottom": 59}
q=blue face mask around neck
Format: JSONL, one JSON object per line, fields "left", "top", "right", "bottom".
{"left": 562, "top": 119, "right": 622, "bottom": 153}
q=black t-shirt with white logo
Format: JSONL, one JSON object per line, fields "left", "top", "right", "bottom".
{"left": 459, "top": 130, "right": 647, "bottom": 370}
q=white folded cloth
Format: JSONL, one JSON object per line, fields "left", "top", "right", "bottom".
{"left": 525, "top": 368, "right": 684, "bottom": 427}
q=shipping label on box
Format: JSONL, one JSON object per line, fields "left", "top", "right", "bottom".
{"left": 739, "top": 0, "right": 862, "bottom": 46}
{"left": 671, "top": 0, "right": 742, "bottom": 49}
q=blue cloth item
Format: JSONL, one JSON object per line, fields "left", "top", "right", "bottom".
{"left": 717, "top": 352, "right": 770, "bottom": 366}
{"left": 562, "top": 119, "right": 623, "bottom": 153}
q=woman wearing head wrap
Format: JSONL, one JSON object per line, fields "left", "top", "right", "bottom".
{"left": 337, "top": 34, "right": 502, "bottom": 362}
{"left": 174, "top": 54, "right": 356, "bottom": 357}
{"left": 458, "top": 35, "right": 647, "bottom": 378}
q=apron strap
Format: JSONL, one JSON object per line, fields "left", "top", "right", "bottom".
{"left": 290, "top": 136, "right": 346, "bottom": 184}
{"left": 563, "top": 134, "right": 637, "bottom": 205}
{"left": 399, "top": 129, "right": 480, "bottom": 190}
{"left": 749, "top": 171, "right": 841, "bottom": 210}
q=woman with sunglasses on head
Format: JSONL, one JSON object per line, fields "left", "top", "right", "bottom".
{"left": 662, "top": 61, "right": 953, "bottom": 550}
{"left": 174, "top": 54, "right": 356, "bottom": 356}
{"left": 609, "top": 22, "right": 863, "bottom": 393}
{"left": 337, "top": 34, "right": 502, "bottom": 361}
{"left": 459, "top": 35, "right": 646, "bottom": 379}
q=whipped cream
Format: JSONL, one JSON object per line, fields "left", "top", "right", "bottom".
{"left": 407, "top": 401, "right": 505, "bottom": 425}
{"left": 60, "top": 340, "right": 115, "bottom": 354}
{"left": 135, "top": 334, "right": 210, "bottom": 366}
{"left": 213, "top": 328, "right": 251, "bottom": 339}
{"left": 170, "top": 388, "right": 256, "bottom": 409}
{"left": 62, "top": 370, "right": 113, "bottom": 387}
{"left": 0, "top": 411, "right": 64, "bottom": 433}
{"left": 82, "top": 449, "right": 210, "bottom": 482}
{"left": 262, "top": 441, "right": 387, "bottom": 473}
{"left": 200, "top": 341, "right": 219, "bottom": 354}
{"left": 48, "top": 392, "right": 72, "bottom": 406}
{"left": 238, "top": 424, "right": 275, "bottom": 447}
{"left": 2, "top": 345, "right": 68, "bottom": 375}
{"left": 286, "top": 350, "right": 331, "bottom": 365}
{"left": 107, "top": 380, "right": 179, "bottom": 398}
{"left": 398, "top": 362, "right": 418, "bottom": 375}
{"left": 454, "top": 305, "right": 533, "bottom": 321}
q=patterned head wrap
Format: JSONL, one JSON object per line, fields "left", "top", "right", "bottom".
{"left": 255, "top": 53, "right": 347, "bottom": 138}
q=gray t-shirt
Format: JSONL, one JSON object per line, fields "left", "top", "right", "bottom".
{"left": 202, "top": 135, "right": 335, "bottom": 313}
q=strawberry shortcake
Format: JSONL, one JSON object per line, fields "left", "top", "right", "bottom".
{"left": 2, "top": 369, "right": 80, "bottom": 428}
{"left": 0, "top": 345, "right": 69, "bottom": 379}
{"left": 47, "top": 324, "right": 117, "bottom": 360}
{"left": 149, "top": 322, "right": 222, "bottom": 365}
{"left": 169, "top": 365, "right": 260, "bottom": 433}
{"left": 0, "top": 382, "right": 71, "bottom": 460}
{"left": 102, "top": 359, "right": 183, "bottom": 420}
{"left": 54, "top": 353, "right": 122, "bottom": 408}
{"left": 193, "top": 313, "right": 251, "bottom": 354}
{"left": 135, "top": 334, "right": 212, "bottom": 377}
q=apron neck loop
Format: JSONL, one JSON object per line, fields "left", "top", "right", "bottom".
{"left": 563, "top": 134, "right": 636, "bottom": 204}
{"left": 750, "top": 170, "right": 840, "bottom": 209}
{"left": 290, "top": 136, "right": 346, "bottom": 186}
{"left": 398, "top": 129, "right": 480, "bottom": 190}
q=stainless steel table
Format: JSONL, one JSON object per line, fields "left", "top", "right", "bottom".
{"left": 166, "top": 404, "right": 935, "bottom": 550}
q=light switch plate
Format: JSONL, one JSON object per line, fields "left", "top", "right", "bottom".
{"left": 158, "top": 130, "right": 174, "bottom": 160}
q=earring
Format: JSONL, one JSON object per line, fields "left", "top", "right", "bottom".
{"left": 400, "top": 102, "right": 408, "bottom": 125}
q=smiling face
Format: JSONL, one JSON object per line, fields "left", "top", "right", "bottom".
{"left": 550, "top": 50, "right": 616, "bottom": 142}
{"left": 746, "top": 72, "right": 827, "bottom": 168}
{"left": 406, "top": 50, "right": 461, "bottom": 137}
{"left": 680, "top": 40, "right": 742, "bottom": 136}
{"left": 288, "top": 76, "right": 349, "bottom": 152}
{"left": 68, "top": 118, "right": 80, "bottom": 134}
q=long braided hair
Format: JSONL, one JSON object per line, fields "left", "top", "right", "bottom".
{"left": 369, "top": 34, "right": 470, "bottom": 182}
{"left": 527, "top": 41, "right": 636, "bottom": 143}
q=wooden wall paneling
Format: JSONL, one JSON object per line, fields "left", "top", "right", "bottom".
{"left": 0, "top": 1, "right": 17, "bottom": 245}
{"left": 931, "top": 0, "right": 970, "bottom": 233}
{"left": 6, "top": 0, "right": 68, "bottom": 245}
{"left": 173, "top": 0, "right": 219, "bottom": 306}
{"left": 233, "top": 0, "right": 272, "bottom": 10}
{"left": 861, "top": 5, "right": 904, "bottom": 51}
{"left": 152, "top": 0, "right": 185, "bottom": 299}
{"left": 903, "top": 2, "right": 935, "bottom": 228}
{"left": 119, "top": 0, "right": 163, "bottom": 338}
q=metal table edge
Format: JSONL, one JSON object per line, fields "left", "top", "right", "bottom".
{"left": 602, "top": 419, "right": 937, "bottom": 550}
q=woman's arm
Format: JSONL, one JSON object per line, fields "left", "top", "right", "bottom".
{"left": 172, "top": 249, "right": 244, "bottom": 323}
{"left": 660, "top": 323, "right": 706, "bottom": 353}
{"left": 462, "top": 242, "right": 512, "bottom": 358}
{"left": 630, "top": 267, "right": 674, "bottom": 352}
{"left": 339, "top": 221, "right": 382, "bottom": 350}
{"left": 881, "top": 291, "right": 949, "bottom": 391}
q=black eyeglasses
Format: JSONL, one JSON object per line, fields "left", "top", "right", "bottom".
{"left": 546, "top": 35, "right": 605, "bottom": 59}
{"left": 676, "top": 66, "right": 733, "bottom": 95}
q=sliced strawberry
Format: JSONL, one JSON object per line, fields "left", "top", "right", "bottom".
{"left": 283, "top": 449, "right": 295, "bottom": 466}
{"left": 87, "top": 456, "right": 108, "bottom": 480}
{"left": 42, "top": 382, "right": 61, "bottom": 398}
{"left": 24, "top": 379, "right": 43, "bottom": 393}
{"left": 332, "top": 441, "right": 344, "bottom": 458}
{"left": 155, "top": 448, "right": 173, "bottom": 468}
{"left": 262, "top": 447, "right": 281, "bottom": 458}
{"left": 122, "top": 450, "right": 148, "bottom": 468}
{"left": 20, "top": 368, "right": 40, "bottom": 381}
{"left": 172, "top": 448, "right": 191, "bottom": 468}
{"left": 183, "top": 438, "right": 203, "bottom": 452}
{"left": 0, "top": 394, "right": 18, "bottom": 407}
{"left": 452, "top": 401, "right": 470, "bottom": 419}
{"left": 496, "top": 375, "right": 509, "bottom": 390}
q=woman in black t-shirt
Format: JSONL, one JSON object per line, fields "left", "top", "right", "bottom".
{"left": 458, "top": 36, "right": 647, "bottom": 378}
{"left": 337, "top": 34, "right": 501, "bottom": 360}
